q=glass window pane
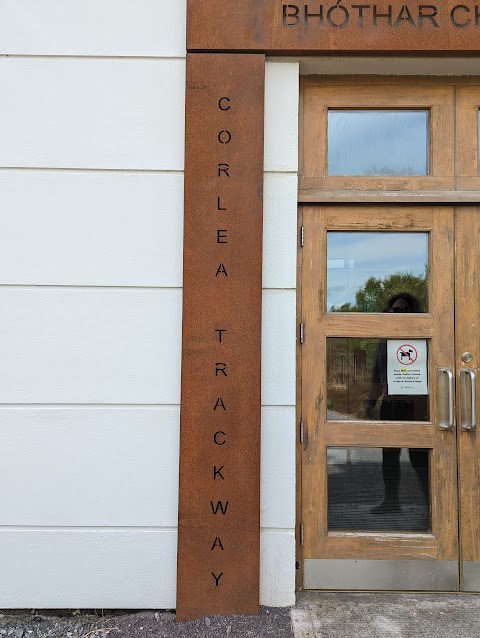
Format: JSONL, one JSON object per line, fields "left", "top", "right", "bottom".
{"left": 328, "top": 447, "right": 431, "bottom": 531}
{"left": 327, "top": 232, "right": 428, "bottom": 313}
{"left": 326, "top": 338, "right": 429, "bottom": 422}
{"left": 328, "top": 110, "right": 428, "bottom": 176}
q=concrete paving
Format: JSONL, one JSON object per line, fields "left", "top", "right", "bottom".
{"left": 292, "top": 592, "right": 480, "bottom": 637}
{"left": 4, "top": 594, "right": 480, "bottom": 637}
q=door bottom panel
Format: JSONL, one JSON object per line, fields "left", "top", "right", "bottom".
{"left": 305, "top": 559, "right": 459, "bottom": 591}
{"left": 463, "top": 562, "right": 480, "bottom": 592}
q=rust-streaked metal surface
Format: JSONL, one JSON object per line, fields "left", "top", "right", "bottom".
{"left": 177, "top": 53, "right": 265, "bottom": 622}
{"left": 187, "top": 0, "right": 480, "bottom": 53}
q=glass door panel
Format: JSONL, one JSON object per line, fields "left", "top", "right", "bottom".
{"left": 327, "top": 232, "right": 429, "bottom": 313}
{"left": 327, "top": 446, "right": 431, "bottom": 532}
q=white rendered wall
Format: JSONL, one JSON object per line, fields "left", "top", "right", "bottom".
{"left": 0, "top": 0, "right": 186, "bottom": 609}
{"left": 0, "top": 0, "right": 299, "bottom": 609}
{"left": 261, "top": 62, "right": 299, "bottom": 607}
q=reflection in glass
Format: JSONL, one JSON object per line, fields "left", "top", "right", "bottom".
{"left": 326, "top": 338, "right": 429, "bottom": 422}
{"left": 327, "top": 109, "right": 428, "bottom": 176}
{"left": 327, "top": 447, "right": 430, "bottom": 531}
{"left": 327, "top": 232, "right": 428, "bottom": 312}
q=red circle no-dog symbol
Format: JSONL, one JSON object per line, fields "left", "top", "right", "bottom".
{"left": 396, "top": 344, "right": 418, "bottom": 365}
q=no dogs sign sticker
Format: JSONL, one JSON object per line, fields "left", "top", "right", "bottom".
{"left": 396, "top": 344, "right": 418, "bottom": 365}
{"left": 387, "top": 340, "right": 428, "bottom": 395}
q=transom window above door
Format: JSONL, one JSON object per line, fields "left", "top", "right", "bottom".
{"left": 300, "top": 78, "right": 480, "bottom": 199}
{"left": 327, "top": 110, "right": 429, "bottom": 177}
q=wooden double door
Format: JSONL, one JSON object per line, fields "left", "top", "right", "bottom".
{"left": 299, "top": 205, "right": 480, "bottom": 591}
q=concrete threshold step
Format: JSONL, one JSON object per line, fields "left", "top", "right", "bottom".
{"left": 292, "top": 592, "right": 480, "bottom": 638}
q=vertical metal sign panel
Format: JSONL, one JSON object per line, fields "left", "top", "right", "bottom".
{"left": 177, "top": 53, "right": 265, "bottom": 622}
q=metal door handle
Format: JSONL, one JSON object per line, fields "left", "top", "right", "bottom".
{"left": 460, "top": 368, "right": 476, "bottom": 432}
{"left": 438, "top": 367, "right": 454, "bottom": 431}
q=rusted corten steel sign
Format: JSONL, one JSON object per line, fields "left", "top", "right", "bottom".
{"left": 188, "top": 0, "right": 480, "bottom": 53}
{"left": 177, "top": 54, "right": 264, "bottom": 622}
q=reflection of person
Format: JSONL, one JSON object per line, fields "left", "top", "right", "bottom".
{"left": 366, "top": 293, "right": 429, "bottom": 514}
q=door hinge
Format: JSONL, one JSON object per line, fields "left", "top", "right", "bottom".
{"left": 300, "top": 420, "right": 304, "bottom": 444}
{"left": 300, "top": 322, "right": 305, "bottom": 344}
{"left": 300, "top": 225, "right": 304, "bottom": 247}
{"left": 299, "top": 523, "right": 304, "bottom": 547}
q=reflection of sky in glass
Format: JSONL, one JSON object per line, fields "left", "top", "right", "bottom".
{"left": 328, "top": 110, "right": 428, "bottom": 176}
{"left": 327, "top": 232, "right": 428, "bottom": 310}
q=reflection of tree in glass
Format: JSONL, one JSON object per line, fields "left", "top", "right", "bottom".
{"left": 327, "top": 337, "right": 380, "bottom": 420}
{"left": 330, "top": 270, "right": 427, "bottom": 313}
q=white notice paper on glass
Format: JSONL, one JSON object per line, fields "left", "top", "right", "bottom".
{"left": 387, "top": 340, "right": 428, "bottom": 395}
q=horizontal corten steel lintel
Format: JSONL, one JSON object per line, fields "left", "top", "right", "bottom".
{"left": 188, "top": 0, "right": 480, "bottom": 54}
